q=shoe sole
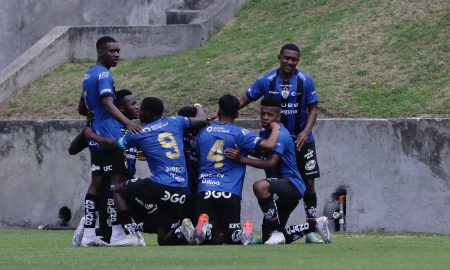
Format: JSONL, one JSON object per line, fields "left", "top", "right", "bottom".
{"left": 194, "top": 214, "right": 209, "bottom": 244}
{"left": 317, "top": 217, "right": 331, "bottom": 243}
{"left": 242, "top": 220, "right": 254, "bottom": 245}
{"left": 182, "top": 218, "right": 194, "bottom": 244}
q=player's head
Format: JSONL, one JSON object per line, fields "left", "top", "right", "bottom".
{"left": 278, "top": 43, "right": 300, "bottom": 76}
{"left": 218, "top": 94, "right": 239, "bottom": 120}
{"left": 96, "top": 36, "right": 120, "bottom": 69}
{"left": 177, "top": 106, "right": 197, "bottom": 118}
{"left": 139, "top": 97, "right": 164, "bottom": 123}
{"left": 115, "top": 89, "right": 138, "bottom": 120}
{"left": 260, "top": 97, "right": 281, "bottom": 129}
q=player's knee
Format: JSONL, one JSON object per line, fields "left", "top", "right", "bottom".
{"left": 253, "top": 179, "right": 270, "bottom": 199}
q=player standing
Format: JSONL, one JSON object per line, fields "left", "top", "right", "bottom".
{"left": 77, "top": 36, "right": 141, "bottom": 246}
{"left": 238, "top": 43, "right": 323, "bottom": 243}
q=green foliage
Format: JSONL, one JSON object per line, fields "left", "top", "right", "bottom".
{"left": 4, "top": 0, "right": 450, "bottom": 119}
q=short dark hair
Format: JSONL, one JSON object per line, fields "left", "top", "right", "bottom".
{"left": 261, "top": 96, "right": 281, "bottom": 108}
{"left": 279, "top": 43, "right": 300, "bottom": 55}
{"left": 141, "top": 97, "right": 164, "bottom": 117}
{"left": 177, "top": 106, "right": 197, "bottom": 117}
{"left": 219, "top": 94, "right": 239, "bottom": 118}
{"left": 96, "top": 36, "right": 117, "bottom": 50}
{"left": 115, "top": 89, "right": 132, "bottom": 106}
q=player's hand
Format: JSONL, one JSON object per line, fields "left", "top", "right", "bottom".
{"left": 86, "top": 111, "right": 95, "bottom": 126}
{"left": 295, "top": 131, "right": 308, "bottom": 150}
{"left": 207, "top": 111, "right": 217, "bottom": 122}
{"left": 224, "top": 145, "right": 240, "bottom": 162}
{"left": 270, "top": 121, "right": 280, "bottom": 130}
{"left": 84, "top": 127, "right": 95, "bottom": 139}
{"left": 126, "top": 120, "right": 141, "bottom": 134}
{"left": 136, "top": 150, "right": 146, "bottom": 161}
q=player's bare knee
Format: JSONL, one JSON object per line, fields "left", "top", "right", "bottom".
{"left": 253, "top": 179, "right": 271, "bottom": 199}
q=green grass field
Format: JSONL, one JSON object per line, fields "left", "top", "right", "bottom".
{"left": 3, "top": 0, "right": 449, "bottom": 119}
{"left": 1, "top": 230, "right": 449, "bottom": 270}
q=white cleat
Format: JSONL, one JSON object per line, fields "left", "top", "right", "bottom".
{"left": 315, "top": 216, "right": 332, "bottom": 243}
{"left": 137, "top": 231, "right": 146, "bottom": 246}
{"left": 110, "top": 233, "right": 140, "bottom": 247}
{"left": 264, "top": 230, "right": 286, "bottom": 245}
{"left": 180, "top": 218, "right": 195, "bottom": 244}
{"left": 80, "top": 235, "right": 109, "bottom": 247}
{"left": 305, "top": 232, "right": 325, "bottom": 243}
{"left": 72, "top": 216, "right": 85, "bottom": 247}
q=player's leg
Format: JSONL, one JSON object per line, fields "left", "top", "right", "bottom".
{"left": 193, "top": 191, "right": 215, "bottom": 244}
{"left": 97, "top": 182, "right": 112, "bottom": 242}
{"left": 221, "top": 193, "right": 247, "bottom": 245}
{"left": 296, "top": 140, "right": 322, "bottom": 243}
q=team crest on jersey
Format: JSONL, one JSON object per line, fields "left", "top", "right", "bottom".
{"left": 280, "top": 84, "right": 291, "bottom": 99}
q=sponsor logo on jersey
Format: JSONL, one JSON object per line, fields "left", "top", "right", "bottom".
{"left": 304, "top": 149, "right": 314, "bottom": 159}
{"left": 166, "top": 166, "right": 185, "bottom": 173}
{"left": 99, "top": 72, "right": 109, "bottom": 79}
{"left": 83, "top": 73, "right": 90, "bottom": 81}
{"left": 305, "top": 160, "right": 316, "bottom": 171}
{"left": 201, "top": 179, "right": 221, "bottom": 186}
{"left": 241, "top": 128, "right": 249, "bottom": 135}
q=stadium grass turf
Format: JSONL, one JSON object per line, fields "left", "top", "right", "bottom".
{"left": 0, "top": 230, "right": 449, "bottom": 270}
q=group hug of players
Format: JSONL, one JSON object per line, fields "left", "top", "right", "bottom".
{"left": 70, "top": 36, "right": 331, "bottom": 247}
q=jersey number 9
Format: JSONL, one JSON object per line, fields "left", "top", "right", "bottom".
{"left": 158, "top": 132, "right": 181, "bottom": 159}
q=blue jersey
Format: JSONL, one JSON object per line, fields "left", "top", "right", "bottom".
{"left": 246, "top": 68, "right": 318, "bottom": 143}
{"left": 197, "top": 123, "right": 262, "bottom": 197}
{"left": 259, "top": 124, "right": 305, "bottom": 196}
{"left": 120, "top": 116, "right": 191, "bottom": 188}
{"left": 81, "top": 64, "right": 122, "bottom": 151}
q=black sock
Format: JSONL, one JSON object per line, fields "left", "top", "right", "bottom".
{"left": 303, "top": 192, "right": 317, "bottom": 222}
{"left": 117, "top": 210, "right": 135, "bottom": 234}
{"left": 84, "top": 194, "right": 99, "bottom": 229}
{"left": 258, "top": 196, "right": 281, "bottom": 231}
{"left": 284, "top": 222, "right": 315, "bottom": 244}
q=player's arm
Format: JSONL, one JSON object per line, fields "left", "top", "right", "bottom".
{"left": 84, "top": 126, "right": 118, "bottom": 150}
{"left": 238, "top": 94, "right": 253, "bottom": 109}
{"left": 257, "top": 122, "right": 280, "bottom": 151}
{"left": 68, "top": 130, "right": 87, "bottom": 155}
{"left": 189, "top": 103, "right": 208, "bottom": 128}
{"left": 78, "top": 98, "right": 88, "bottom": 116}
{"left": 101, "top": 96, "right": 141, "bottom": 134}
{"left": 225, "top": 147, "right": 280, "bottom": 170}
{"left": 296, "top": 103, "right": 318, "bottom": 150}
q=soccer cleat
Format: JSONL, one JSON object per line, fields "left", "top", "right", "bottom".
{"left": 305, "top": 232, "right": 325, "bottom": 243}
{"left": 193, "top": 213, "right": 210, "bottom": 244}
{"left": 80, "top": 235, "right": 109, "bottom": 247}
{"left": 110, "top": 233, "right": 141, "bottom": 247}
{"left": 179, "top": 218, "right": 195, "bottom": 244}
{"left": 315, "top": 216, "right": 332, "bottom": 243}
{"left": 72, "top": 216, "right": 85, "bottom": 247}
{"left": 241, "top": 220, "right": 254, "bottom": 245}
{"left": 264, "top": 230, "right": 286, "bottom": 245}
{"left": 136, "top": 231, "right": 146, "bottom": 246}
{"left": 110, "top": 225, "right": 126, "bottom": 245}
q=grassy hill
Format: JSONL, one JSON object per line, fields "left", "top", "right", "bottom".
{"left": 3, "top": 0, "right": 450, "bottom": 119}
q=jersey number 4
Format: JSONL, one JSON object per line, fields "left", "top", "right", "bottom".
{"left": 207, "top": 140, "right": 224, "bottom": 168}
{"left": 158, "top": 132, "right": 181, "bottom": 159}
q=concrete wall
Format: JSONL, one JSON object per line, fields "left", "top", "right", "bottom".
{"left": 0, "top": 0, "right": 186, "bottom": 71}
{"left": 1, "top": 119, "right": 449, "bottom": 233}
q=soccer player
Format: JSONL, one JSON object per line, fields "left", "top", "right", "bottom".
{"left": 77, "top": 36, "right": 141, "bottom": 247}
{"left": 84, "top": 97, "right": 208, "bottom": 245}
{"left": 225, "top": 97, "right": 331, "bottom": 245}
{"left": 194, "top": 94, "right": 280, "bottom": 245}
{"left": 70, "top": 89, "right": 145, "bottom": 246}
{"left": 238, "top": 43, "right": 323, "bottom": 243}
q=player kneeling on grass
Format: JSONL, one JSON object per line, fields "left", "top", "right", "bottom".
{"left": 225, "top": 97, "right": 331, "bottom": 245}
{"left": 192, "top": 94, "right": 280, "bottom": 245}
{"left": 84, "top": 97, "right": 207, "bottom": 245}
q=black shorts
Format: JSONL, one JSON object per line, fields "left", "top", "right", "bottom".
{"left": 90, "top": 149, "right": 127, "bottom": 177}
{"left": 196, "top": 191, "right": 241, "bottom": 244}
{"left": 295, "top": 140, "right": 320, "bottom": 180}
{"left": 266, "top": 178, "right": 301, "bottom": 228}
{"left": 123, "top": 178, "right": 189, "bottom": 230}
